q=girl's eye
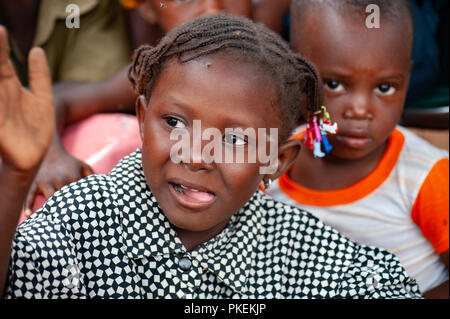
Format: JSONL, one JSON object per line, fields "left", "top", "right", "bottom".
{"left": 165, "top": 117, "right": 186, "bottom": 129}
{"left": 376, "top": 84, "right": 396, "bottom": 96}
{"left": 325, "top": 80, "right": 344, "bottom": 92}
{"left": 224, "top": 134, "right": 247, "bottom": 146}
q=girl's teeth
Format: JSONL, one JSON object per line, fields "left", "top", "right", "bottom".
{"left": 175, "top": 185, "right": 184, "bottom": 194}
{"left": 172, "top": 183, "right": 215, "bottom": 203}
{"left": 180, "top": 184, "right": 199, "bottom": 192}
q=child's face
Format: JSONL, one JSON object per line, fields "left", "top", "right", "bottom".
{"left": 292, "top": 8, "right": 412, "bottom": 160}
{"left": 136, "top": 54, "right": 298, "bottom": 240}
{"left": 143, "top": 0, "right": 252, "bottom": 34}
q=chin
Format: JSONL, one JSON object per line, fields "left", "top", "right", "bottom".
{"left": 163, "top": 206, "right": 213, "bottom": 232}
{"left": 329, "top": 148, "right": 373, "bottom": 161}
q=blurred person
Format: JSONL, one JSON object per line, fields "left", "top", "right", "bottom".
{"left": 253, "top": 0, "right": 291, "bottom": 38}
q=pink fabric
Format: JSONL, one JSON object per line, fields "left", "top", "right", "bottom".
{"left": 18, "top": 113, "right": 141, "bottom": 224}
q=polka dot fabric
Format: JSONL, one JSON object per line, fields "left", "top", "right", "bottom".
{"left": 5, "top": 151, "right": 422, "bottom": 299}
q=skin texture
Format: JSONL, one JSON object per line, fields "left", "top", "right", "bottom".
{"left": 24, "top": 0, "right": 253, "bottom": 215}
{"left": 141, "top": 0, "right": 252, "bottom": 34}
{"left": 253, "top": 0, "right": 291, "bottom": 35}
{"left": 290, "top": 7, "right": 448, "bottom": 298}
{"left": 0, "top": 26, "right": 54, "bottom": 298}
{"left": 136, "top": 55, "right": 300, "bottom": 251}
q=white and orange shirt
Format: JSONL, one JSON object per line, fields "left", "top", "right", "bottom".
{"left": 269, "top": 126, "right": 449, "bottom": 293}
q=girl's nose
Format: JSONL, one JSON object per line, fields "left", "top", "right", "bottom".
{"left": 184, "top": 156, "right": 215, "bottom": 172}
{"left": 183, "top": 139, "right": 215, "bottom": 172}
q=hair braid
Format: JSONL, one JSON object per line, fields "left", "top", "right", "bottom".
{"left": 128, "top": 14, "right": 323, "bottom": 142}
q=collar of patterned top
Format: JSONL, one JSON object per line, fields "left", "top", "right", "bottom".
{"left": 111, "top": 150, "right": 264, "bottom": 294}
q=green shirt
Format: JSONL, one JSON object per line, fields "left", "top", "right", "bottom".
{"left": 5, "top": 0, "right": 131, "bottom": 85}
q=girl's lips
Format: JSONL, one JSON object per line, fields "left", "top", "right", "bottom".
{"left": 168, "top": 182, "right": 217, "bottom": 210}
{"left": 336, "top": 135, "right": 372, "bottom": 149}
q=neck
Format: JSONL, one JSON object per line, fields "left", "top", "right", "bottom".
{"left": 290, "top": 141, "right": 388, "bottom": 191}
{"left": 175, "top": 219, "right": 230, "bottom": 252}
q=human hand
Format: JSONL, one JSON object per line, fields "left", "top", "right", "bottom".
{"left": 0, "top": 26, "right": 54, "bottom": 173}
{"left": 24, "top": 142, "right": 94, "bottom": 216}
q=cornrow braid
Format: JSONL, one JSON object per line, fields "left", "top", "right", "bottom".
{"left": 128, "top": 14, "right": 323, "bottom": 142}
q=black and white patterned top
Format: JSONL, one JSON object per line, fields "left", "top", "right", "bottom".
{"left": 5, "top": 151, "right": 422, "bottom": 299}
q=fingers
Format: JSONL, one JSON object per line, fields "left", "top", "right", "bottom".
{"left": 0, "top": 25, "right": 16, "bottom": 79}
{"left": 24, "top": 183, "right": 38, "bottom": 217}
{"left": 39, "top": 181, "right": 56, "bottom": 200}
{"left": 81, "top": 162, "right": 95, "bottom": 177}
{"left": 24, "top": 180, "right": 55, "bottom": 217}
{"left": 52, "top": 178, "right": 68, "bottom": 192}
{"left": 28, "top": 47, "right": 52, "bottom": 99}
{"left": 25, "top": 182, "right": 55, "bottom": 216}
{"left": 23, "top": 159, "right": 94, "bottom": 218}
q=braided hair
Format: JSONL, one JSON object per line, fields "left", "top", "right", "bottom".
{"left": 128, "top": 14, "right": 323, "bottom": 142}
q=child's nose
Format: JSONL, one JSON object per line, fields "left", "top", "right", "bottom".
{"left": 343, "top": 93, "right": 373, "bottom": 120}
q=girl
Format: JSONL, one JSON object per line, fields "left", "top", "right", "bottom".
{"left": 2, "top": 15, "right": 421, "bottom": 298}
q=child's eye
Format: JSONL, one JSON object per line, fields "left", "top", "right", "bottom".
{"left": 375, "top": 84, "right": 396, "bottom": 96}
{"left": 165, "top": 117, "right": 186, "bottom": 129}
{"left": 224, "top": 134, "right": 247, "bottom": 146}
{"left": 325, "top": 80, "right": 344, "bottom": 92}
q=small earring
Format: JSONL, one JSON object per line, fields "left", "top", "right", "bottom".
{"left": 264, "top": 178, "right": 273, "bottom": 190}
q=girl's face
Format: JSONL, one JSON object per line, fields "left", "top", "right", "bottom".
{"left": 136, "top": 55, "right": 299, "bottom": 248}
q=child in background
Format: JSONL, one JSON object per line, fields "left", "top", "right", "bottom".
{"left": 23, "top": 0, "right": 253, "bottom": 216}
{"left": 252, "top": 0, "right": 292, "bottom": 37}
{"left": 269, "top": 0, "right": 449, "bottom": 298}
{"left": 2, "top": 16, "right": 421, "bottom": 299}
{"left": 0, "top": 0, "right": 131, "bottom": 85}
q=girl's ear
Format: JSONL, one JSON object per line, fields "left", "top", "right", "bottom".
{"left": 268, "top": 139, "right": 301, "bottom": 181}
{"left": 136, "top": 95, "right": 148, "bottom": 141}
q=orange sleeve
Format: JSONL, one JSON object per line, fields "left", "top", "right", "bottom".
{"left": 411, "top": 158, "right": 449, "bottom": 254}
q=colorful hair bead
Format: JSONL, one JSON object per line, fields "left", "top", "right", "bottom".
{"left": 321, "top": 106, "right": 331, "bottom": 122}
{"left": 312, "top": 117, "right": 322, "bottom": 142}
{"left": 305, "top": 105, "right": 338, "bottom": 158}
{"left": 321, "top": 135, "right": 333, "bottom": 153}
{"left": 303, "top": 123, "right": 313, "bottom": 150}
{"left": 313, "top": 140, "right": 325, "bottom": 158}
